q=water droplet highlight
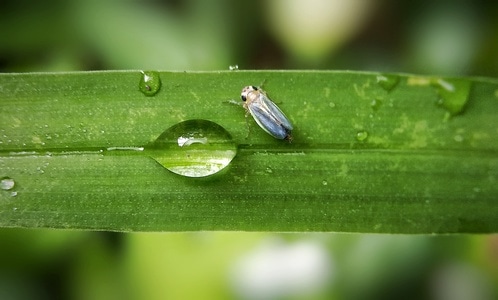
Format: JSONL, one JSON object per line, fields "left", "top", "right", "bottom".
{"left": 139, "top": 71, "right": 162, "bottom": 96}
{"left": 1, "top": 177, "right": 15, "bottom": 190}
{"left": 322, "top": 180, "right": 328, "bottom": 186}
{"left": 433, "top": 78, "right": 471, "bottom": 116}
{"left": 356, "top": 131, "right": 368, "bottom": 141}
{"left": 147, "top": 120, "right": 237, "bottom": 177}
{"left": 229, "top": 65, "right": 239, "bottom": 71}
{"left": 376, "top": 74, "right": 400, "bottom": 92}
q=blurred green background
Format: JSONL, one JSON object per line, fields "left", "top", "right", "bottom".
{"left": 1, "top": 0, "right": 498, "bottom": 75}
{"left": 1, "top": 0, "right": 497, "bottom": 299}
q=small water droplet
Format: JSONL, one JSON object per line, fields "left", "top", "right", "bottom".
{"left": 265, "top": 167, "right": 273, "bottom": 174}
{"left": 453, "top": 134, "right": 464, "bottom": 142}
{"left": 1, "top": 177, "right": 15, "bottom": 190}
{"left": 329, "top": 102, "right": 336, "bottom": 108}
{"left": 139, "top": 71, "right": 162, "bottom": 96}
{"left": 370, "top": 98, "right": 383, "bottom": 111}
{"left": 11, "top": 191, "right": 17, "bottom": 197}
{"left": 229, "top": 64, "right": 239, "bottom": 71}
{"left": 147, "top": 119, "right": 237, "bottom": 177}
{"left": 376, "top": 74, "right": 400, "bottom": 92}
{"left": 322, "top": 180, "right": 328, "bottom": 186}
{"left": 433, "top": 78, "right": 471, "bottom": 116}
{"left": 356, "top": 130, "right": 368, "bottom": 141}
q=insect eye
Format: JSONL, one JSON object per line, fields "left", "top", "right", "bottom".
{"left": 252, "top": 86, "right": 258, "bottom": 90}
{"left": 241, "top": 95, "right": 247, "bottom": 101}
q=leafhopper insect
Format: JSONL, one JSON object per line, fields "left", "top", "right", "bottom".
{"left": 240, "top": 86, "right": 294, "bottom": 141}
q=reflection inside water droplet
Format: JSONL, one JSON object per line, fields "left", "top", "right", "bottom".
{"left": 177, "top": 136, "right": 208, "bottom": 147}
{"left": 139, "top": 71, "right": 162, "bottom": 96}
{"left": 147, "top": 120, "right": 237, "bottom": 177}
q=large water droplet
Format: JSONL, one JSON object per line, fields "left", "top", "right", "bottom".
{"left": 1, "top": 177, "right": 15, "bottom": 190}
{"left": 433, "top": 78, "right": 471, "bottom": 116}
{"left": 147, "top": 120, "right": 237, "bottom": 177}
{"left": 139, "top": 71, "right": 162, "bottom": 96}
{"left": 376, "top": 74, "right": 400, "bottom": 92}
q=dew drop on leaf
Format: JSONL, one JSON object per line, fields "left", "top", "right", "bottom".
{"left": 356, "top": 130, "right": 369, "bottom": 141}
{"left": 433, "top": 78, "right": 471, "bottom": 116}
{"left": 1, "top": 177, "right": 15, "bottom": 190}
{"left": 139, "top": 71, "right": 162, "bottom": 96}
{"left": 376, "top": 74, "right": 400, "bottom": 92}
{"left": 147, "top": 120, "right": 237, "bottom": 177}
{"left": 370, "top": 98, "right": 383, "bottom": 111}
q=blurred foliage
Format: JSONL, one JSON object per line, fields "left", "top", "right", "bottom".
{"left": 0, "top": 230, "right": 497, "bottom": 300}
{"left": 0, "top": 0, "right": 497, "bottom": 299}
{"left": 0, "top": 0, "right": 497, "bottom": 75}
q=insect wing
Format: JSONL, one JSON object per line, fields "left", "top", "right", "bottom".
{"left": 247, "top": 92, "right": 293, "bottom": 139}
{"left": 248, "top": 103, "right": 288, "bottom": 139}
{"left": 259, "top": 93, "right": 293, "bottom": 131}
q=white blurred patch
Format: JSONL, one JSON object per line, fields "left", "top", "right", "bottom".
{"left": 266, "top": 0, "right": 375, "bottom": 63}
{"left": 230, "top": 237, "right": 333, "bottom": 299}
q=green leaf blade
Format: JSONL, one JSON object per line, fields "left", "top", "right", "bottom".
{"left": 1, "top": 71, "right": 497, "bottom": 233}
